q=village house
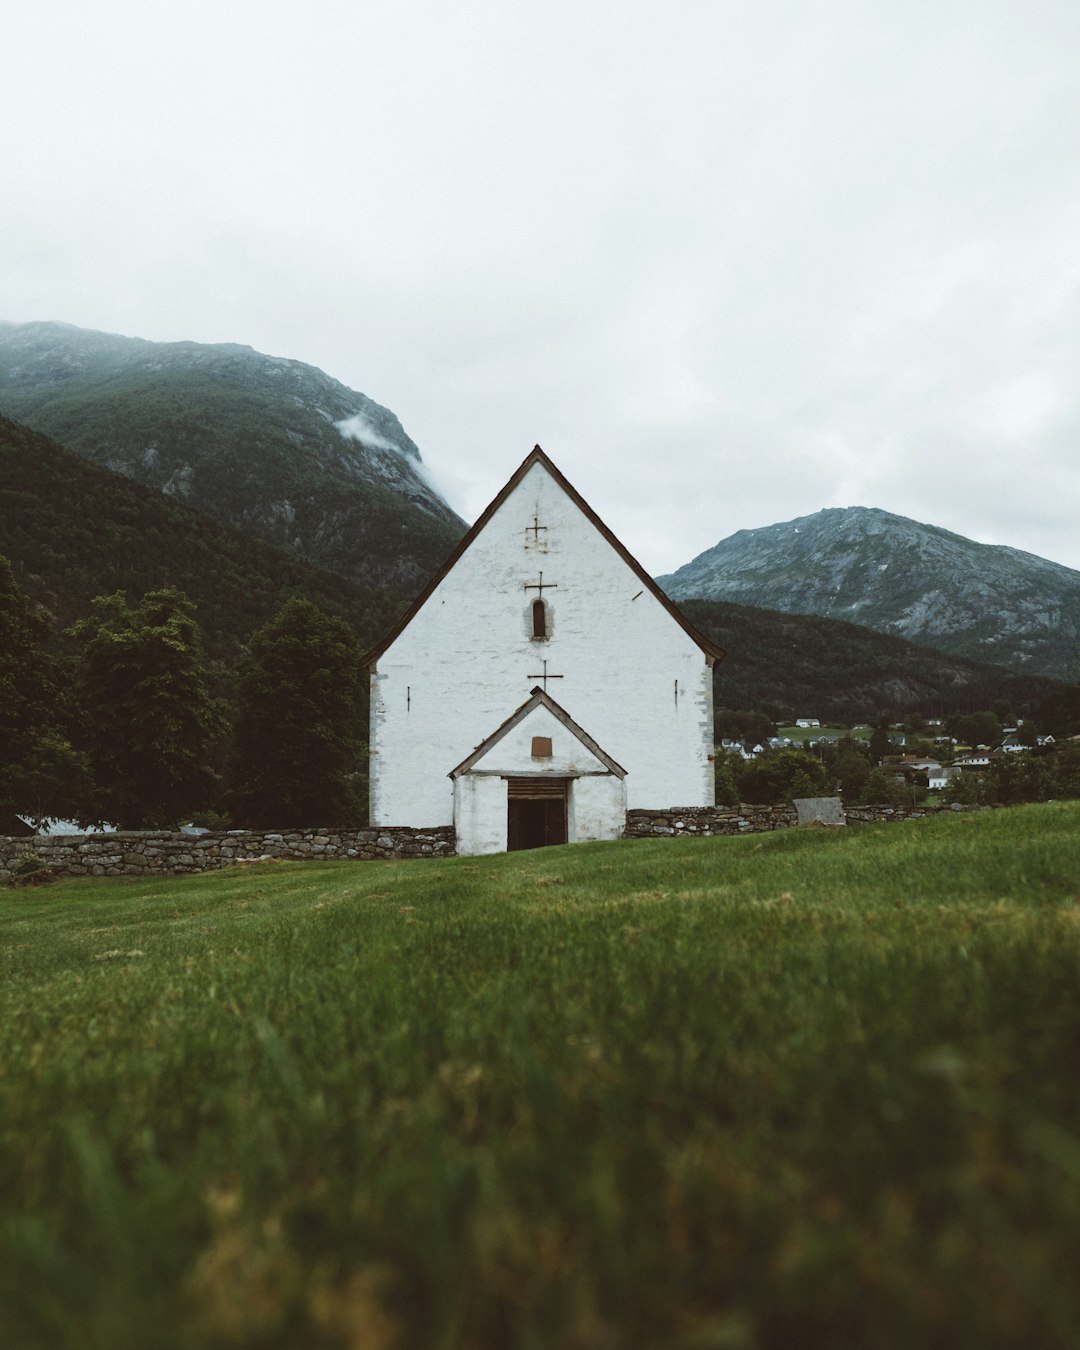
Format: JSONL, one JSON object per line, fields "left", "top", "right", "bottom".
{"left": 365, "top": 447, "right": 723, "bottom": 855}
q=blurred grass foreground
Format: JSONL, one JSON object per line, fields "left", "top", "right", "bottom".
{"left": 2, "top": 803, "right": 1079, "bottom": 1349}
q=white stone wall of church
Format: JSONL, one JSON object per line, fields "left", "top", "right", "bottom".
{"left": 371, "top": 460, "right": 714, "bottom": 831}
{"left": 569, "top": 776, "right": 627, "bottom": 844}
{"left": 453, "top": 776, "right": 508, "bottom": 856}
{"left": 465, "top": 704, "right": 610, "bottom": 777}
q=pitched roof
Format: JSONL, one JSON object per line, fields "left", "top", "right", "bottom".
{"left": 448, "top": 686, "right": 627, "bottom": 779}
{"left": 364, "top": 445, "right": 725, "bottom": 667}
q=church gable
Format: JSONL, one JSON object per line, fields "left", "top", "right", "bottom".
{"left": 367, "top": 445, "right": 720, "bottom": 843}
{"left": 365, "top": 446, "right": 724, "bottom": 670}
{"left": 449, "top": 687, "right": 627, "bottom": 781}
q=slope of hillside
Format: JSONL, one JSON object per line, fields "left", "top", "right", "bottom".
{"left": 659, "top": 506, "right": 1080, "bottom": 681}
{"left": 0, "top": 414, "right": 400, "bottom": 662}
{"left": 0, "top": 320, "right": 466, "bottom": 588}
{"left": 680, "top": 597, "right": 1063, "bottom": 723}
{"left": 3, "top": 404, "right": 1068, "bottom": 723}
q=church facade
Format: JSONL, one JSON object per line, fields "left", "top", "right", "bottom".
{"left": 365, "top": 447, "right": 722, "bottom": 855}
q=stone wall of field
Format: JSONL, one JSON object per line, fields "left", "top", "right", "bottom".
{"left": 1, "top": 801, "right": 1003, "bottom": 884}
{"left": 624, "top": 800, "right": 995, "bottom": 838}
{"left": 0, "top": 825, "right": 455, "bottom": 883}
{"left": 624, "top": 805, "right": 800, "bottom": 837}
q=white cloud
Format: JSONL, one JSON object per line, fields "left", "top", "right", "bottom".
{"left": 333, "top": 414, "right": 399, "bottom": 454}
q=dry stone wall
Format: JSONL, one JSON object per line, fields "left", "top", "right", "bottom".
{"left": 1, "top": 802, "right": 1002, "bottom": 884}
{"left": 0, "top": 826, "right": 455, "bottom": 883}
{"left": 625, "top": 800, "right": 996, "bottom": 839}
{"left": 624, "top": 805, "right": 799, "bottom": 837}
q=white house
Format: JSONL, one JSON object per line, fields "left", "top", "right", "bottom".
{"left": 365, "top": 446, "right": 723, "bottom": 855}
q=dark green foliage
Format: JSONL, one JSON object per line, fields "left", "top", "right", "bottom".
{"left": 859, "top": 766, "right": 908, "bottom": 807}
{"left": 948, "top": 710, "right": 1004, "bottom": 748}
{"left": 982, "top": 742, "right": 1080, "bottom": 805}
{"left": 736, "top": 746, "right": 831, "bottom": 804}
{"left": 1033, "top": 684, "right": 1080, "bottom": 738}
{"left": 715, "top": 706, "right": 777, "bottom": 745}
{"left": 15, "top": 732, "right": 94, "bottom": 832}
{"left": 821, "top": 735, "right": 872, "bottom": 801}
{"left": 229, "top": 599, "right": 367, "bottom": 828}
{"left": 0, "top": 557, "right": 87, "bottom": 825}
{"left": 0, "top": 414, "right": 403, "bottom": 666}
{"left": 713, "top": 749, "right": 741, "bottom": 806}
{"left": 869, "top": 719, "right": 893, "bottom": 763}
{"left": 0, "top": 557, "right": 54, "bottom": 816}
{"left": 71, "top": 589, "right": 225, "bottom": 828}
{"left": 682, "top": 597, "right": 1065, "bottom": 725}
{"left": 8, "top": 851, "right": 55, "bottom": 887}
{"left": 943, "top": 771, "right": 989, "bottom": 806}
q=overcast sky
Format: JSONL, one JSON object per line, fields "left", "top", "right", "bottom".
{"left": 4, "top": 0, "right": 1079, "bottom": 573}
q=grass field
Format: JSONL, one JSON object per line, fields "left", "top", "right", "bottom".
{"left": 2, "top": 805, "right": 1079, "bottom": 1350}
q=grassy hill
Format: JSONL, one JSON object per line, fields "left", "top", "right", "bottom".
{"left": 0, "top": 413, "right": 401, "bottom": 662}
{"left": 3, "top": 805, "right": 1079, "bottom": 1349}
{"left": 681, "top": 596, "right": 1065, "bottom": 723}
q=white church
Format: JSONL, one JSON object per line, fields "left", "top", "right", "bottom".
{"left": 365, "top": 447, "right": 723, "bottom": 855}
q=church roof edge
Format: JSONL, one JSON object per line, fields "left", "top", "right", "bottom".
{"left": 447, "top": 685, "right": 628, "bottom": 779}
{"left": 363, "top": 444, "right": 725, "bottom": 666}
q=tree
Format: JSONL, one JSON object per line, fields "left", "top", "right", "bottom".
{"left": 0, "top": 556, "right": 59, "bottom": 817}
{"left": 715, "top": 708, "right": 777, "bottom": 747}
{"left": 820, "top": 736, "right": 871, "bottom": 803}
{"left": 858, "top": 768, "right": 907, "bottom": 808}
{"left": 713, "top": 750, "right": 741, "bottom": 807}
{"left": 229, "top": 599, "right": 367, "bottom": 828}
{"left": 17, "top": 733, "right": 94, "bottom": 832}
{"left": 71, "top": 589, "right": 224, "bottom": 828}
{"left": 868, "top": 718, "right": 896, "bottom": 764}
{"left": 947, "top": 711, "right": 1003, "bottom": 749}
{"left": 736, "top": 748, "right": 830, "bottom": 805}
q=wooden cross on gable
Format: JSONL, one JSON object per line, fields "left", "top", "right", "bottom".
{"left": 524, "top": 570, "right": 557, "bottom": 596}
{"left": 527, "top": 659, "right": 563, "bottom": 691}
{"left": 525, "top": 514, "right": 548, "bottom": 542}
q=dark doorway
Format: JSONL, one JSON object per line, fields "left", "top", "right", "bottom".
{"left": 506, "top": 779, "right": 568, "bottom": 851}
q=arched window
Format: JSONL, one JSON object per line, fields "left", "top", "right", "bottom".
{"left": 532, "top": 598, "right": 547, "bottom": 639}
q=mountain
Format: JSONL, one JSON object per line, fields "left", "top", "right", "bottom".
{"left": 0, "top": 412, "right": 400, "bottom": 664}
{"left": 659, "top": 506, "right": 1080, "bottom": 681}
{"left": 679, "top": 598, "right": 1063, "bottom": 725}
{"left": 0, "top": 320, "right": 466, "bottom": 589}
{"left": 2, "top": 411, "right": 1068, "bottom": 727}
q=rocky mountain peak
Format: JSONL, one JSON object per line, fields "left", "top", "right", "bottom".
{"left": 658, "top": 505, "right": 1080, "bottom": 680}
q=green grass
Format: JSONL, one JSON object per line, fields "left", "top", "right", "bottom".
{"left": 2, "top": 805, "right": 1080, "bottom": 1350}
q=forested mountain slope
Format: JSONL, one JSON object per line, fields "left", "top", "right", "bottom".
{"left": 680, "top": 598, "right": 1064, "bottom": 724}
{"left": 0, "top": 320, "right": 466, "bottom": 588}
{"left": 0, "top": 414, "right": 400, "bottom": 662}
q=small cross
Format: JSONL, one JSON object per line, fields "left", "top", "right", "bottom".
{"left": 524, "top": 570, "right": 557, "bottom": 596}
{"left": 525, "top": 515, "right": 548, "bottom": 542}
{"left": 527, "top": 660, "right": 564, "bottom": 691}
